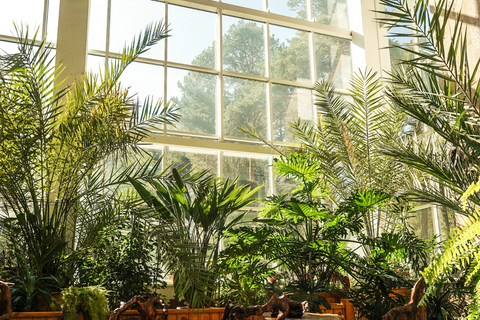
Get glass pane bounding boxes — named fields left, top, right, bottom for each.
left=222, top=153, right=270, bottom=206
left=222, top=0, right=263, bottom=11
left=46, top=0, right=60, bottom=43
left=166, top=147, right=218, bottom=175
left=223, top=16, right=265, bottom=76
left=119, top=61, right=164, bottom=106
left=272, top=85, right=313, bottom=142
left=87, top=55, right=105, bottom=74
left=110, top=0, right=165, bottom=60
left=439, top=206, right=455, bottom=239
left=275, top=172, right=299, bottom=195
left=388, top=26, right=414, bottom=66
left=223, top=76, right=267, bottom=138
left=167, top=68, right=216, bottom=135
left=269, top=0, right=307, bottom=20
left=0, top=0, right=44, bottom=36
left=315, top=34, right=352, bottom=89
left=0, top=41, right=20, bottom=55
left=226, top=210, right=260, bottom=228
left=408, top=207, right=435, bottom=240
left=168, top=5, right=215, bottom=68
left=88, top=0, right=108, bottom=51
left=140, top=145, right=164, bottom=177
left=312, top=0, right=349, bottom=29
left=107, top=146, right=164, bottom=194
left=270, top=25, right=311, bottom=84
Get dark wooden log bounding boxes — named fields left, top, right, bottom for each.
left=223, top=294, right=307, bottom=320
left=228, top=305, right=265, bottom=320
left=222, top=300, right=266, bottom=320
left=0, top=281, right=12, bottom=320
left=221, top=301, right=235, bottom=320
left=167, top=297, right=186, bottom=309
left=109, top=296, right=167, bottom=320
left=264, top=295, right=289, bottom=320
left=382, top=277, right=426, bottom=320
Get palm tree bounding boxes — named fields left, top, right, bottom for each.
left=246, top=70, right=412, bottom=237
left=378, top=0, right=480, bottom=213
left=0, top=23, right=178, bottom=280
left=376, top=0, right=480, bottom=317
left=128, top=168, right=261, bottom=308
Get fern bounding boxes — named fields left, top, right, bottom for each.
left=421, top=179, right=480, bottom=318
left=60, top=286, right=109, bottom=320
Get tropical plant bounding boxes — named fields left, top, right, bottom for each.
left=8, top=267, right=62, bottom=312
left=128, top=168, right=261, bottom=308
left=244, top=70, right=412, bottom=238
left=422, top=274, right=471, bottom=320
left=0, top=23, right=177, bottom=285
left=222, top=152, right=434, bottom=317
left=350, top=225, right=434, bottom=320
left=68, top=216, right=166, bottom=309
left=377, top=0, right=480, bottom=213
left=217, top=256, right=272, bottom=306
left=60, top=286, right=109, bottom=320
left=420, top=178, right=480, bottom=319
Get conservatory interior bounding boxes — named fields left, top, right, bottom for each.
left=1, top=0, right=480, bottom=319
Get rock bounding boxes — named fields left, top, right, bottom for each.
left=301, top=313, right=344, bottom=320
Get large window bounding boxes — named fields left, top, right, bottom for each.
left=86, top=0, right=353, bottom=145
left=1, top=0, right=356, bottom=204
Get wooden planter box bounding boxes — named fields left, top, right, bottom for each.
left=11, top=311, right=62, bottom=320
left=10, top=308, right=226, bottom=320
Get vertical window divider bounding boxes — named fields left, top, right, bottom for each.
left=218, top=150, right=223, bottom=180
left=307, top=0, right=313, bottom=22
left=309, top=31, right=316, bottom=93
left=162, top=145, right=167, bottom=171
left=216, top=8, right=224, bottom=142
left=163, top=1, right=169, bottom=136
left=42, top=0, right=49, bottom=40
left=265, top=21, right=274, bottom=199
left=268, top=156, right=275, bottom=197
left=265, top=22, right=273, bottom=143
left=105, top=0, right=112, bottom=64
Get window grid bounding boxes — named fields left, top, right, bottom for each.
left=93, top=0, right=352, bottom=145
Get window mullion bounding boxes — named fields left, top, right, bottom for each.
left=265, top=22, right=273, bottom=143
left=216, top=7, right=224, bottom=142
left=163, top=1, right=169, bottom=136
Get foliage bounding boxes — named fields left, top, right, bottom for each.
left=374, top=0, right=480, bottom=317
left=420, top=178, right=480, bottom=319
left=0, top=22, right=177, bottom=288
left=224, top=153, right=404, bottom=311
left=377, top=0, right=480, bottom=213
left=244, top=70, right=412, bottom=238
left=129, top=168, right=261, bottom=308
left=350, top=225, right=434, bottom=320
left=60, top=286, right=109, bottom=320
left=8, top=266, right=62, bottom=312
left=217, top=256, right=272, bottom=306
left=423, top=275, right=471, bottom=320
left=67, top=217, right=166, bottom=309
left=220, top=150, right=435, bottom=317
